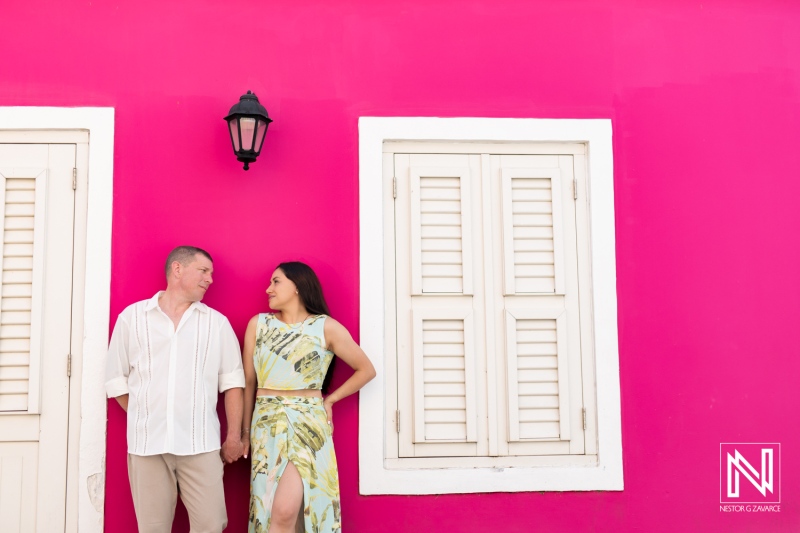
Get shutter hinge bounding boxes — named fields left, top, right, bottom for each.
left=396, top=410, right=400, bottom=433
left=582, top=408, right=587, bottom=430
left=573, top=178, right=578, bottom=200
left=392, top=176, right=397, bottom=199
left=67, top=354, right=72, bottom=377
left=72, top=168, right=77, bottom=190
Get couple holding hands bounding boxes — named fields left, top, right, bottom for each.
left=105, top=246, right=376, bottom=533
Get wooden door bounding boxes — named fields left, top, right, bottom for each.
left=0, top=144, right=77, bottom=532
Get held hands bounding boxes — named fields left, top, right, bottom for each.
left=220, top=435, right=244, bottom=464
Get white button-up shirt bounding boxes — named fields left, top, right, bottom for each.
left=105, top=292, right=245, bottom=456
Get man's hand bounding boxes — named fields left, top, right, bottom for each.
left=221, top=387, right=244, bottom=463
left=220, top=436, right=243, bottom=463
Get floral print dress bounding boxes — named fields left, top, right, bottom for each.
left=249, top=314, right=341, bottom=533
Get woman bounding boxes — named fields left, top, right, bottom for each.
left=242, top=262, right=376, bottom=533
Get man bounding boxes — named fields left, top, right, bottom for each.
left=105, top=246, right=245, bottom=533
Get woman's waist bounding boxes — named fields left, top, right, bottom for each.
left=256, top=387, right=322, bottom=398
left=254, top=394, right=324, bottom=409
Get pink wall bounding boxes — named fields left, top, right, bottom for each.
left=3, top=0, right=800, bottom=531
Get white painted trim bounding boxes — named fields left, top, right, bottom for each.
left=358, top=117, right=621, bottom=494
left=0, top=107, right=114, bottom=531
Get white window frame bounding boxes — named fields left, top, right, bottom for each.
left=358, top=117, right=622, bottom=494
left=0, top=107, right=114, bottom=531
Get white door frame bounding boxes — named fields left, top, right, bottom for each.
left=0, top=107, right=114, bottom=533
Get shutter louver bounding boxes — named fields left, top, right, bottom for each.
left=412, top=309, right=477, bottom=443
left=501, top=168, right=565, bottom=295
left=0, top=178, right=36, bottom=411
left=410, top=167, right=473, bottom=295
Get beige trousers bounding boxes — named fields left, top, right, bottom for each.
left=127, top=450, right=227, bottom=533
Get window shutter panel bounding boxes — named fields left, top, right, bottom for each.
left=495, top=154, right=584, bottom=457
left=396, top=153, right=483, bottom=459
left=410, top=166, right=473, bottom=295
left=505, top=309, right=571, bottom=441
left=0, top=172, right=44, bottom=412
left=500, top=168, right=565, bottom=295
left=412, top=308, right=477, bottom=443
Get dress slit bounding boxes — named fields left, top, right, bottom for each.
left=269, top=458, right=307, bottom=532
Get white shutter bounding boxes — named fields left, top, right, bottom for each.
left=494, top=154, right=585, bottom=457
left=391, top=147, right=591, bottom=465
left=412, top=308, right=477, bottom=443
left=501, top=167, right=565, bottom=295
left=410, top=165, right=473, bottom=294
left=0, top=169, right=46, bottom=412
left=505, top=309, right=570, bottom=441
left=396, top=153, right=484, bottom=459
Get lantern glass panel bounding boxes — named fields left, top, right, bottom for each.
left=254, top=119, right=267, bottom=154
left=228, top=119, right=240, bottom=151
left=240, top=117, right=257, bottom=151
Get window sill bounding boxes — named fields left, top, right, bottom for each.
left=361, top=458, right=622, bottom=495
left=384, top=454, right=598, bottom=470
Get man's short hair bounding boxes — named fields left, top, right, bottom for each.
left=165, top=246, right=213, bottom=279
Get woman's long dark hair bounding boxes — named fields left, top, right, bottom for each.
left=276, top=261, right=335, bottom=393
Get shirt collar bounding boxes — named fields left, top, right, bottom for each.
left=144, top=291, right=209, bottom=313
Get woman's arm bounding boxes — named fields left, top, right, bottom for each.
left=241, top=315, right=259, bottom=458
left=323, top=317, right=377, bottom=426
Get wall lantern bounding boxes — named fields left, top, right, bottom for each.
left=224, top=91, right=273, bottom=170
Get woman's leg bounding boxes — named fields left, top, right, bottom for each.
left=268, top=461, right=304, bottom=533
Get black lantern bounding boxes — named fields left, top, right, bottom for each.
left=224, top=91, right=273, bottom=170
